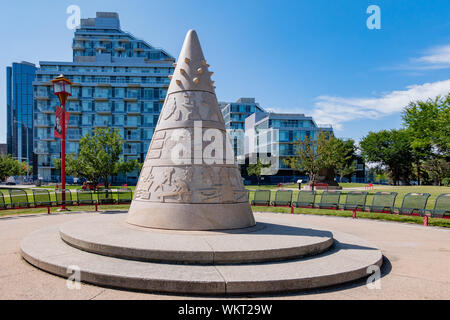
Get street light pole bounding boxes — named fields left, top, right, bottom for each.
left=51, top=75, right=73, bottom=210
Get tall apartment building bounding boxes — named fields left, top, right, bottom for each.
left=220, top=98, right=265, bottom=158
left=33, top=12, right=175, bottom=182
left=6, top=61, right=37, bottom=172
left=220, top=98, right=265, bottom=130
left=245, top=111, right=334, bottom=182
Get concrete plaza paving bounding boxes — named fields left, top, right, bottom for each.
left=0, top=211, right=449, bottom=299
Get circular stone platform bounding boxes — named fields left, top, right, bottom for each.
left=59, top=214, right=334, bottom=264
left=21, top=213, right=382, bottom=295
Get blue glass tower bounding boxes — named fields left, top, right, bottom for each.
left=33, top=12, right=175, bottom=183
left=6, top=61, right=37, bottom=175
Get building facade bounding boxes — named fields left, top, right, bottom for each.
left=244, top=111, right=334, bottom=183
left=32, top=12, right=175, bottom=183
left=220, top=98, right=265, bottom=130
left=220, top=98, right=265, bottom=159
left=6, top=61, right=37, bottom=173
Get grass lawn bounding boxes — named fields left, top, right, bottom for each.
left=0, top=204, right=130, bottom=218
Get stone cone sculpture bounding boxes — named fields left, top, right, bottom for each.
left=127, top=30, right=255, bottom=230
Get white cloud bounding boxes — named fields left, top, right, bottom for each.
left=413, top=44, right=450, bottom=68
left=388, top=44, right=450, bottom=71
left=312, top=79, right=450, bottom=130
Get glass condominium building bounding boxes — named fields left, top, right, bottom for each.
left=220, top=98, right=265, bottom=130
left=33, top=12, right=175, bottom=183
left=6, top=61, right=37, bottom=171
left=245, top=111, right=333, bottom=174
left=220, top=98, right=265, bottom=159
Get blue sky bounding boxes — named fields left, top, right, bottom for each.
left=1, top=0, right=449, bottom=143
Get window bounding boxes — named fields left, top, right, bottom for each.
left=114, top=101, right=125, bottom=112
left=113, top=114, right=124, bottom=125
left=94, top=87, right=110, bottom=98
left=82, top=114, right=92, bottom=125
left=142, top=88, right=154, bottom=99
left=82, top=87, right=93, bottom=97
left=114, top=87, right=125, bottom=98
left=81, top=101, right=92, bottom=112
left=127, top=88, right=139, bottom=99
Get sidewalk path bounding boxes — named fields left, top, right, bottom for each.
left=0, top=211, right=449, bottom=299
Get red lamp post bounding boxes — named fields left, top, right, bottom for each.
left=51, top=75, right=73, bottom=210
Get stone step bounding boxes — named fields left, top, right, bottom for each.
left=21, top=224, right=382, bottom=295
left=59, top=215, right=334, bottom=264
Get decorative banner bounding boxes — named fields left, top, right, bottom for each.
left=54, top=106, right=70, bottom=139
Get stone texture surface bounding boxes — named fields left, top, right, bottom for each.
left=127, top=29, right=255, bottom=230
left=21, top=213, right=382, bottom=295
left=59, top=214, right=334, bottom=263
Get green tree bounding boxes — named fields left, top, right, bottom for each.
left=336, top=162, right=357, bottom=183
left=284, top=132, right=357, bottom=187
left=360, top=129, right=413, bottom=185
left=246, top=158, right=271, bottom=185
left=0, top=155, right=26, bottom=181
left=284, top=132, right=329, bottom=186
left=422, top=158, right=450, bottom=186
left=403, top=93, right=450, bottom=157
left=54, top=128, right=140, bottom=187
left=402, top=94, right=450, bottom=184
left=334, top=138, right=357, bottom=182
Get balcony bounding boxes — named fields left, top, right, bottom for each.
left=67, top=133, right=81, bottom=141
left=114, top=46, right=126, bottom=51
left=66, top=104, right=82, bottom=114
left=35, top=95, right=49, bottom=101
left=68, top=118, right=80, bottom=128
left=126, top=105, right=141, bottom=114
left=96, top=104, right=112, bottom=114
left=34, top=119, right=53, bottom=127
left=125, top=132, right=141, bottom=141
left=72, top=45, right=85, bottom=51
left=35, top=146, right=59, bottom=154
left=123, top=146, right=139, bottom=155
left=36, top=104, right=55, bottom=114
left=38, top=162, right=55, bottom=168
left=39, top=133, right=55, bottom=141
left=94, top=96, right=109, bottom=101
left=94, top=119, right=112, bottom=127
left=124, top=120, right=139, bottom=128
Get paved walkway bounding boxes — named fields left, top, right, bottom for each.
left=0, top=211, right=449, bottom=299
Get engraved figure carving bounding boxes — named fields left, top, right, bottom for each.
left=181, top=92, right=200, bottom=120
left=153, top=168, right=175, bottom=193
left=156, top=167, right=192, bottom=202
left=201, top=92, right=221, bottom=122
left=219, top=167, right=236, bottom=202
left=202, top=166, right=215, bottom=185
left=135, top=166, right=154, bottom=200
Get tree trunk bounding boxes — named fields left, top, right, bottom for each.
left=416, top=159, right=421, bottom=186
